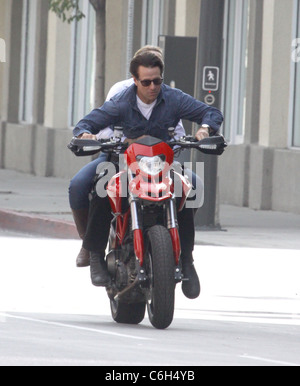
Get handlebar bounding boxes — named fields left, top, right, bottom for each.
left=67, top=137, right=128, bottom=156
left=67, top=134, right=227, bottom=157
left=167, top=135, right=227, bottom=155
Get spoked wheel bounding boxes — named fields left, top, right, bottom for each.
left=110, top=299, right=146, bottom=324
left=145, top=225, right=175, bottom=329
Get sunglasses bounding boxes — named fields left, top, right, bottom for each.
left=138, top=78, right=163, bottom=87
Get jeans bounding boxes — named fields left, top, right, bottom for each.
left=69, top=153, right=108, bottom=210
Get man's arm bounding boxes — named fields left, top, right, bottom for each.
left=177, top=91, right=223, bottom=139
left=73, top=101, right=120, bottom=138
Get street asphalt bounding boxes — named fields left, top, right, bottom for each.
left=0, top=168, right=300, bottom=250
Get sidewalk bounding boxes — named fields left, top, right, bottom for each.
left=0, top=169, right=76, bottom=239
left=1, top=168, right=300, bottom=250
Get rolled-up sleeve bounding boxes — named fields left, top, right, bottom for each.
left=178, top=91, right=223, bottom=133
left=73, top=101, right=120, bottom=137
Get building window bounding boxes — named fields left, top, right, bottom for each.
left=19, top=0, right=37, bottom=124
left=0, top=38, right=6, bottom=63
left=221, top=0, right=249, bottom=144
left=141, top=0, right=164, bottom=46
left=291, top=0, right=300, bottom=147
left=69, top=0, right=95, bottom=127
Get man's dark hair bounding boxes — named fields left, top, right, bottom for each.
left=130, top=52, right=164, bottom=79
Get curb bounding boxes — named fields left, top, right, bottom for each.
left=0, top=209, right=79, bottom=239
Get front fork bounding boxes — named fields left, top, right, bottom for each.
left=128, top=196, right=147, bottom=284
left=166, top=198, right=183, bottom=282
left=166, top=198, right=181, bottom=265
left=130, top=194, right=182, bottom=283
left=128, top=167, right=182, bottom=281
left=130, top=197, right=144, bottom=264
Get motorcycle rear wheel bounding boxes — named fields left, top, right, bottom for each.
left=110, top=299, right=146, bottom=325
left=145, top=225, right=175, bottom=329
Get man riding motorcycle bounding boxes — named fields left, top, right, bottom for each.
left=73, top=51, right=223, bottom=299
left=69, top=46, right=185, bottom=268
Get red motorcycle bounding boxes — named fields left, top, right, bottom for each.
left=68, top=130, right=226, bottom=329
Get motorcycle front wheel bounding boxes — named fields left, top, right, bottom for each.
left=145, top=225, right=175, bottom=329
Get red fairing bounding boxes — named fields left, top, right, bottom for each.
left=107, top=171, right=126, bottom=213
left=125, top=141, right=174, bottom=170
left=128, top=175, right=173, bottom=201
left=125, top=141, right=174, bottom=201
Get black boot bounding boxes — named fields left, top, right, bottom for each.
left=71, top=208, right=90, bottom=267
left=181, top=253, right=200, bottom=299
left=90, top=252, right=111, bottom=287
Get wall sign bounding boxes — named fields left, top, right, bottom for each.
left=202, top=66, right=219, bottom=91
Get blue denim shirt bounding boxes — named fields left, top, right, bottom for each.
left=73, top=84, right=223, bottom=140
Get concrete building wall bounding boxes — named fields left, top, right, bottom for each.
left=218, top=144, right=250, bottom=207
left=218, top=0, right=300, bottom=215
left=105, top=0, right=129, bottom=91
left=272, top=149, right=300, bottom=213
left=259, top=0, right=293, bottom=148
left=0, top=0, right=11, bottom=123
left=44, top=12, right=72, bottom=129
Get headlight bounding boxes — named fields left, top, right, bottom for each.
left=138, top=155, right=165, bottom=175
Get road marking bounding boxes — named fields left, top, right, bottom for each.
left=0, top=312, right=153, bottom=341
left=240, top=354, right=299, bottom=366
left=175, top=308, right=300, bottom=326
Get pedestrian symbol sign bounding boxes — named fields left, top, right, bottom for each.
left=202, top=66, right=219, bottom=91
